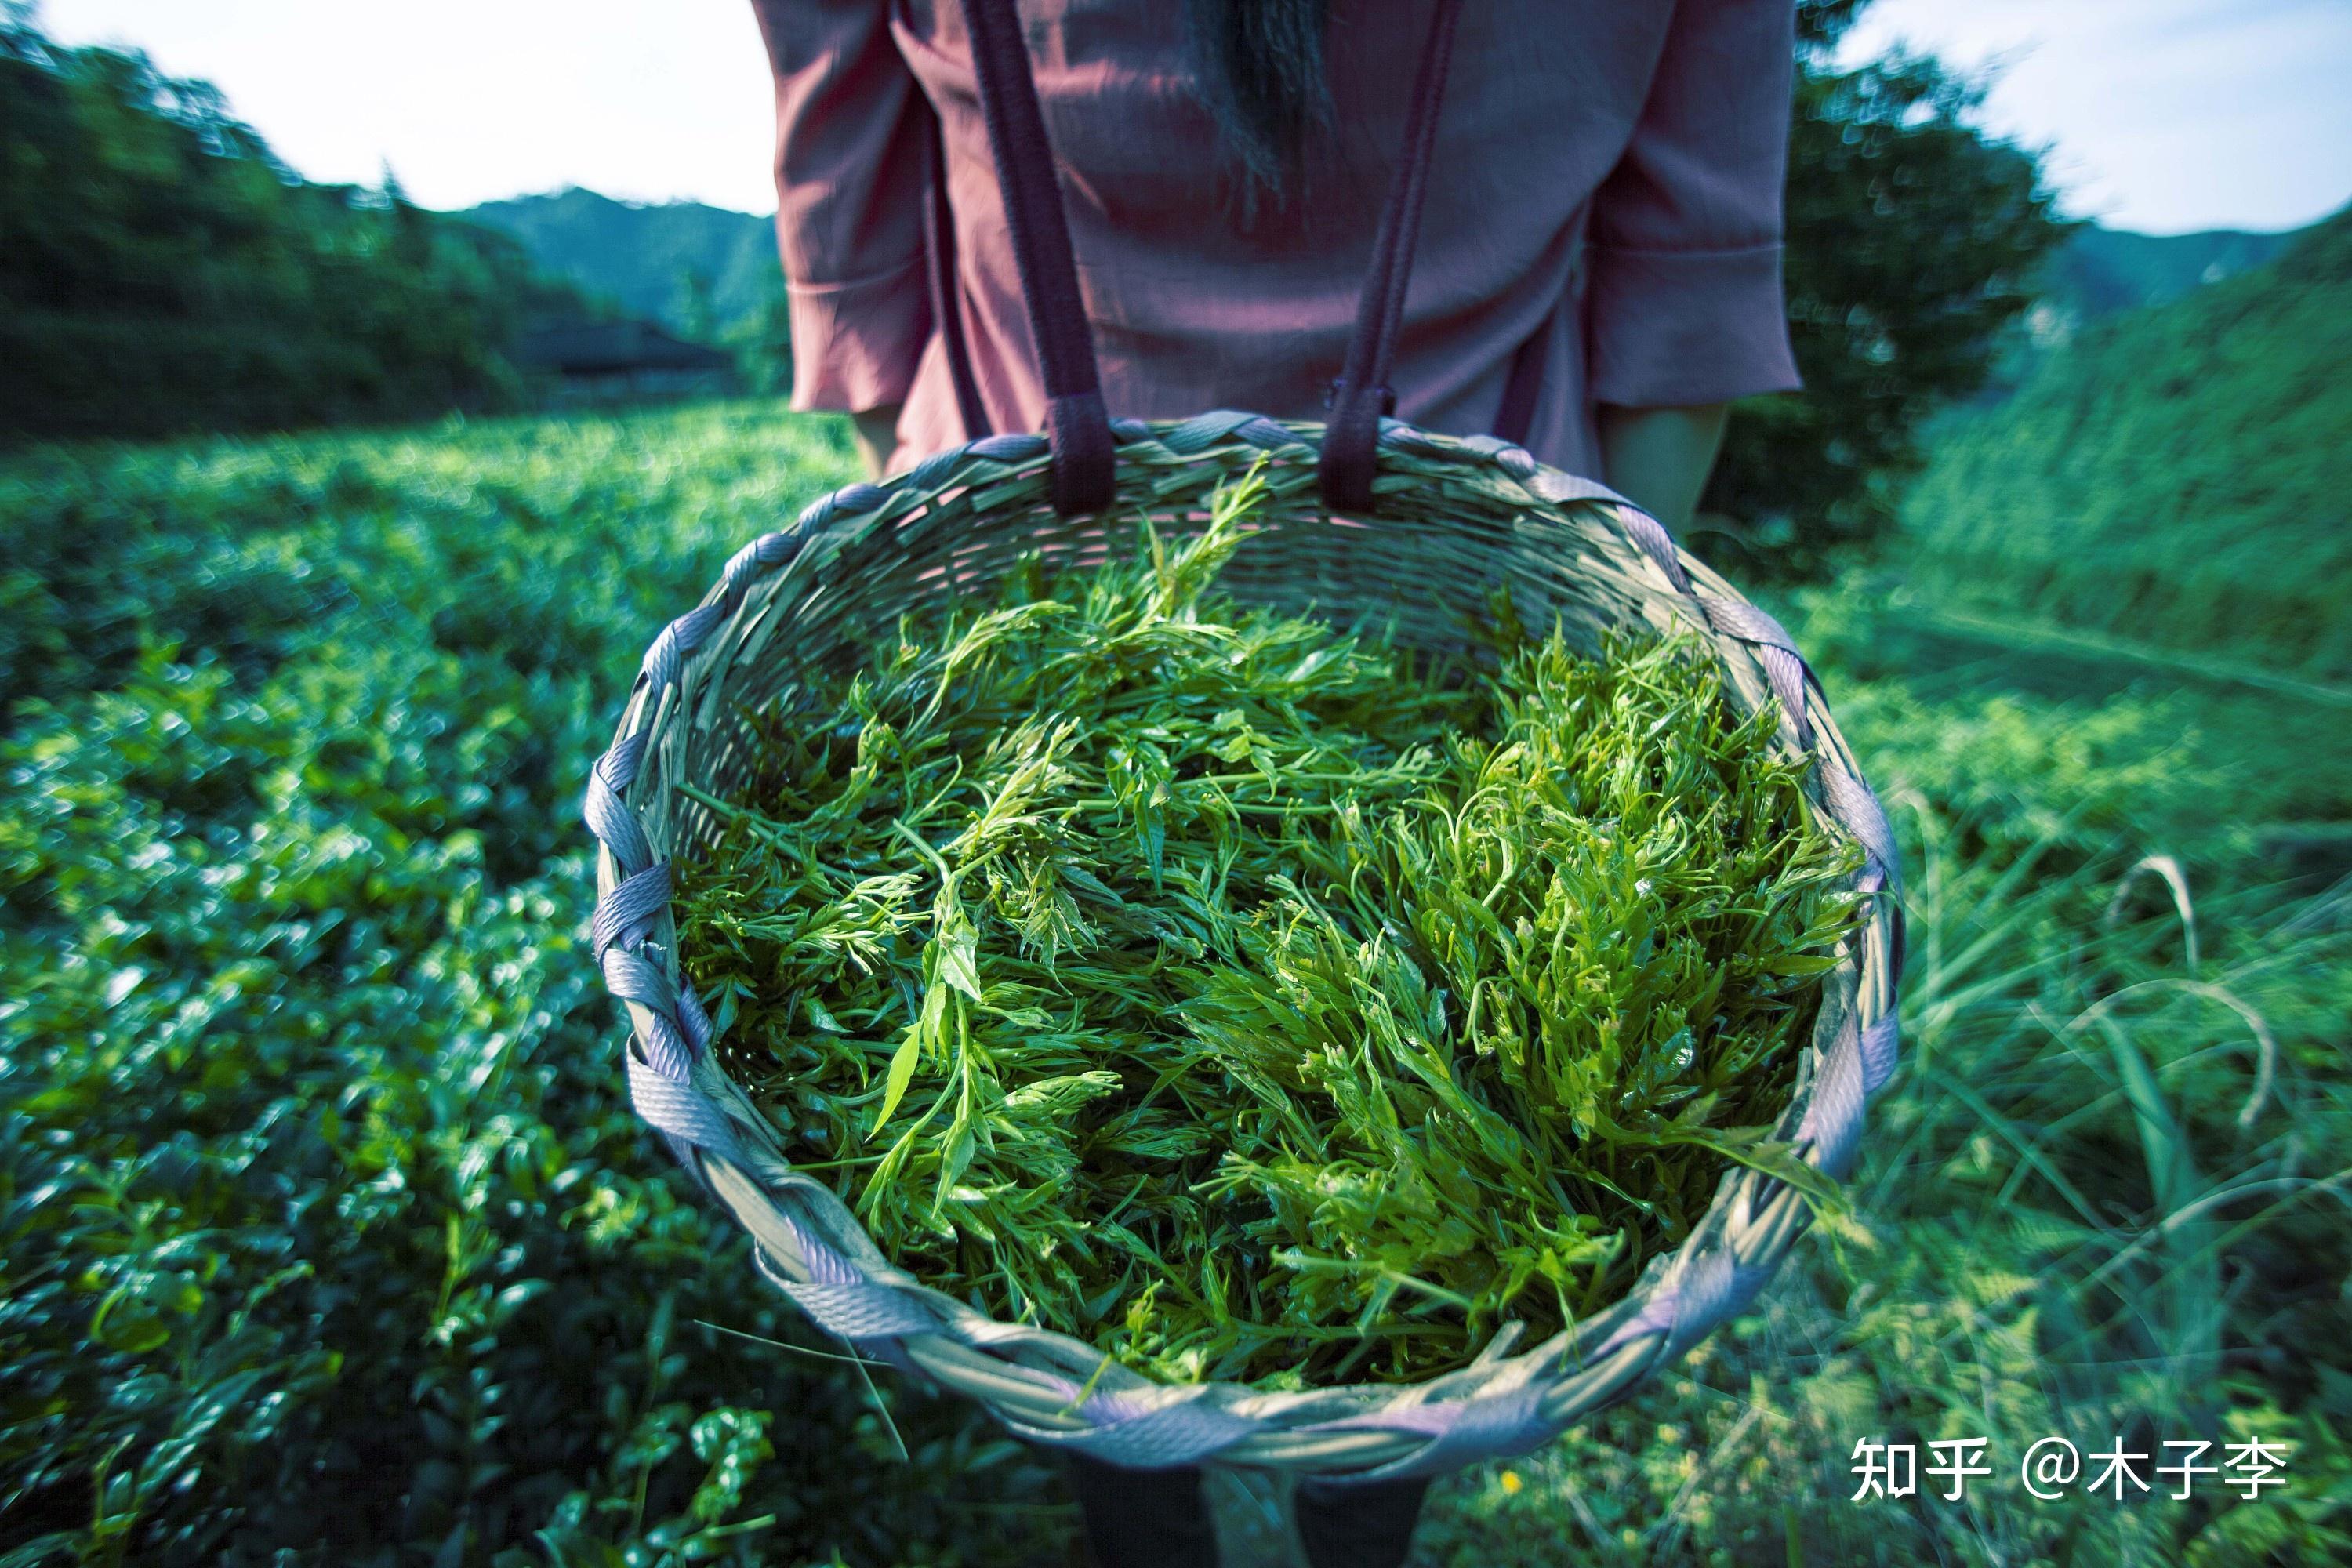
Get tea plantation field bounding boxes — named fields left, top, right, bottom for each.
left=5, top=401, right=2347, bottom=1566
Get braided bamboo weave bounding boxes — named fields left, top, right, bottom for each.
left=586, top=411, right=1904, bottom=1480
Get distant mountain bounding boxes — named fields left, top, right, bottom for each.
left=1902, top=207, right=2352, bottom=679
left=459, top=188, right=778, bottom=336
left=2060, top=225, right=2301, bottom=314
left=2021, top=223, right=2308, bottom=352
left=461, top=184, right=2310, bottom=361
left=1966, top=220, right=2312, bottom=398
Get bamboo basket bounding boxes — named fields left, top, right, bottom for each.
left=584, top=409, right=1905, bottom=1479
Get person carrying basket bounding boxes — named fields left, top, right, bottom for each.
left=750, top=0, right=1800, bottom=532
left=708, top=2, right=1826, bottom=1563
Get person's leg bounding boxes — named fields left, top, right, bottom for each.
left=1293, top=1474, right=1430, bottom=1568
left=1062, top=1451, right=1219, bottom=1568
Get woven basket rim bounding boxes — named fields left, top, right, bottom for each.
left=584, top=411, right=1904, bottom=1478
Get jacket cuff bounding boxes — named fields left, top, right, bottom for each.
left=786, top=253, right=927, bottom=412
left=1586, top=241, right=1802, bottom=408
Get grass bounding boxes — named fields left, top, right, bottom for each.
left=2, top=397, right=2347, bottom=1565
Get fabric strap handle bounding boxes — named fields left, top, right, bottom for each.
left=1319, top=0, right=1467, bottom=514
left=956, top=0, right=1490, bottom=516
left=964, top=0, right=1114, bottom=514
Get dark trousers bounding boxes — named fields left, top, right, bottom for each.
left=1063, top=1453, right=1428, bottom=1568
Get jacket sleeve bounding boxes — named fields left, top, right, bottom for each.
left=750, top=0, right=931, bottom=412
left=1584, top=0, right=1803, bottom=408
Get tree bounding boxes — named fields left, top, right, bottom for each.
left=0, top=11, right=580, bottom=439
left=1698, top=0, right=2074, bottom=577
left=724, top=267, right=794, bottom=396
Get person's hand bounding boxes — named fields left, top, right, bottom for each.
left=851, top=402, right=904, bottom=478
left=1596, top=401, right=1730, bottom=532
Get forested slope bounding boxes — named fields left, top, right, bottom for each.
left=1902, top=208, right=2352, bottom=678
left=0, top=19, right=584, bottom=440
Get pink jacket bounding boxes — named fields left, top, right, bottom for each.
left=751, top=0, right=1802, bottom=478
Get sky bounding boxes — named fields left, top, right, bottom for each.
left=31, top=0, right=783, bottom=215
left=30, top=0, right=2352, bottom=235
left=1839, top=0, right=2352, bottom=234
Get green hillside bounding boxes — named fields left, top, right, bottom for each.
left=462, top=187, right=779, bottom=335
left=1901, top=206, right=2352, bottom=679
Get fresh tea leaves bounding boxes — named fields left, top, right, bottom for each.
left=676, top=478, right=1862, bottom=1387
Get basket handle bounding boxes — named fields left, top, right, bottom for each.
left=1318, top=0, right=1467, bottom=515
left=960, top=0, right=1474, bottom=517
left=964, top=0, right=1116, bottom=514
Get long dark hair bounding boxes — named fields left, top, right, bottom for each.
left=1182, top=0, right=1334, bottom=199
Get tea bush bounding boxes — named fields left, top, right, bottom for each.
left=1, top=406, right=1073, bottom=1566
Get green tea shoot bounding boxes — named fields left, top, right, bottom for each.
left=676, top=474, right=1862, bottom=1387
